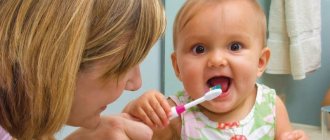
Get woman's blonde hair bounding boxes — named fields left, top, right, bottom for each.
left=173, top=0, right=266, bottom=50
left=0, top=0, right=165, bottom=139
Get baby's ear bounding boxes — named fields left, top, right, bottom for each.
left=171, top=52, right=182, bottom=81
left=257, top=47, right=270, bottom=77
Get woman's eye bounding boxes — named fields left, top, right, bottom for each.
left=229, top=42, right=242, bottom=51
left=192, top=45, right=205, bottom=54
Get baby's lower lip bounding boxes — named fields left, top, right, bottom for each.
left=214, top=90, right=230, bottom=100
left=220, top=91, right=229, bottom=97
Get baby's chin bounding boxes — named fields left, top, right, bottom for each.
left=200, top=102, right=231, bottom=114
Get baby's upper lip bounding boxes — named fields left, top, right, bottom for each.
left=205, top=74, right=231, bottom=83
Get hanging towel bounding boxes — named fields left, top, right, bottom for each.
left=266, top=0, right=321, bottom=80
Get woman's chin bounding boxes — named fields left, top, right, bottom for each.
left=82, top=117, right=101, bottom=129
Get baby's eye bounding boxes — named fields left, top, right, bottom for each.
left=192, top=44, right=205, bottom=54
left=229, top=42, right=242, bottom=51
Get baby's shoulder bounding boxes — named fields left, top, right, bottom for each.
left=257, top=83, right=276, bottom=99
left=255, top=83, right=276, bottom=109
left=257, top=83, right=276, bottom=94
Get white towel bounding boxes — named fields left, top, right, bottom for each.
left=266, top=0, right=321, bottom=80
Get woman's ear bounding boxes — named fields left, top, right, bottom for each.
left=171, top=52, right=182, bottom=81
left=257, top=47, right=271, bottom=77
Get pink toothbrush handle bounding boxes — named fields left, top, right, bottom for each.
left=175, top=105, right=186, bottom=115
left=169, top=105, right=186, bottom=120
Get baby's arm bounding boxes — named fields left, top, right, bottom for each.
left=275, top=96, right=308, bottom=140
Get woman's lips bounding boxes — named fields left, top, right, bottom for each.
left=100, top=106, right=107, bottom=111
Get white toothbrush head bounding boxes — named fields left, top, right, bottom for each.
left=204, top=85, right=222, bottom=100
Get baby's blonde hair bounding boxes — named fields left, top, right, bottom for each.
left=173, top=0, right=266, bottom=50
left=0, top=0, right=165, bottom=139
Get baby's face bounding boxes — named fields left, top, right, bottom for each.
left=172, top=1, right=269, bottom=114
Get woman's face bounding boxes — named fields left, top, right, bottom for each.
left=67, top=59, right=142, bottom=129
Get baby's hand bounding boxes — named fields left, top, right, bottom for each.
left=123, top=90, right=171, bottom=129
left=279, top=130, right=308, bottom=140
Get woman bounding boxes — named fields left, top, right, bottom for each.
left=0, top=0, right=165, bottom=139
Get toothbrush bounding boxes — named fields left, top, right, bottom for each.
left=169, top=85, right=222, bottom=120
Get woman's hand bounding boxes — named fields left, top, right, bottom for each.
left=65, top=113, right=152, bottom=140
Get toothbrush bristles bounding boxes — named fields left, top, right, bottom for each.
left=211, top=85, right=221, bottom=90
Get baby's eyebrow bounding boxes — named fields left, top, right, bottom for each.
left=225, top=32, right=252, bottom=41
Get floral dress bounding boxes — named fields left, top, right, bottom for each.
left=169, top=83, right=276, bottom=140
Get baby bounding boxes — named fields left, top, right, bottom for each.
left=124, top=0, right=307, bottom=139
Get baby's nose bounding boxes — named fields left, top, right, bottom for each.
left=207, top=51, right=228, bottom=68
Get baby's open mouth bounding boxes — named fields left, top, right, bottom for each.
left=207, top=76, right=231, bottom=92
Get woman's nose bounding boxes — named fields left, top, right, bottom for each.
left=125, top=65, right=142, bottom=91
left=207, top=51, right=228, bottom=68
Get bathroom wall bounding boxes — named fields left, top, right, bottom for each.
left=163, top=1, right=185, bottom=96
left=163, top=0, right=330, bottom=126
